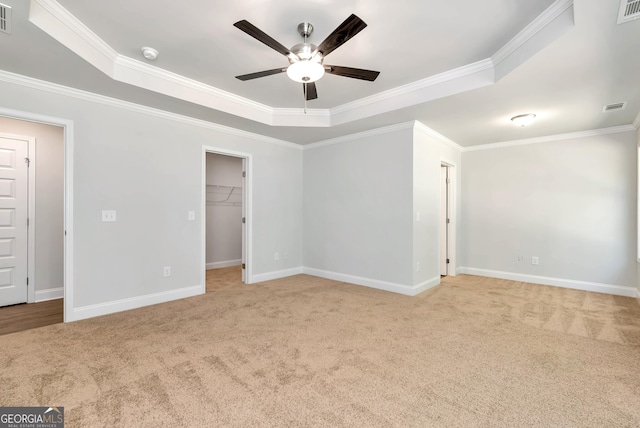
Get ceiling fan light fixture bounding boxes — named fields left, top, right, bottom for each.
left=287, top=60, right=325, bottom=83
left=511, top=113, right=536, bottom=126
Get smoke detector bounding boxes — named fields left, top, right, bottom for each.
left=618, top=0, right=640, bottom=24
left=0, top=3, right=11, bottom=34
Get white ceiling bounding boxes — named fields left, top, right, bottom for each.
left=1, top=0, right=639, bottom=146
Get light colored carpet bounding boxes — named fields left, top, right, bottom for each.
left=1, top=273, right=639, bottom=427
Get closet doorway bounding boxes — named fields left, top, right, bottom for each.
left=204, top=149, right=249, bottom=293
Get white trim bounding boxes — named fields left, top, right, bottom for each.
left=0, top=70, right=302, bottom=151
left=27, top=137, right=36, bottom=303
left=28, top=0, right=573, bottom=130
left=206, top=259, right=242, bottom=270
left=633, top=111, right=640, bottom=129
left=329, top=60, right=495, bottom=126
left=251, top=267, right=303, bottom=283
left=463, top=125, right=637, bottom=152
left=303, top=267, right=439, bottom=296
left=35, top=287, right=63, bottom=302
left=0, top=107, right=73, bottom=323
left=71, top=285, right=201, bottom=322
left=202, top=146, right=252, bottom=290
left=303, top=121, right=415, bottom=150
left=414, top=121, right=464, bottom=152
left=458, top=267, right=638, bottom=297
left=439, top=159, right=458, bottom=277
left=492, top=0, right=574, bottom=67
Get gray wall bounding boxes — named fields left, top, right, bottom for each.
left=304, top=126, right=415, bottom=286
left=0, top=78, right=303, bottom=315
left=0, top=117, right=64, bottom=295
left=461, top=131, right=638, bottom=289
left=413, top=126, right=462, bottom=286
left=206, top=153, right=242, bottom=267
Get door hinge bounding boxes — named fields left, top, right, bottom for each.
left=26, top=277, right=29, bottom=285
left=242, top=263, right=246, bottom=269
left=447, top=218, right=450, bottom=224
left=242, top=171, right=246, bottom=178
left=446, top=259, right=450, bottom=264
left=24, top=157, right=30, bottom=166
left=446, top=178, right=450, bottom=184
left=242, top=217, right=246, bottom=224
left=27, top=217, right=29, bottom=226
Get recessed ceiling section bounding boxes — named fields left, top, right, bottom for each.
left=28, top=0, right=573, bottom=128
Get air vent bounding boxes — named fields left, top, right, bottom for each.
left=603, top=102, right=627, bottom=112
left=0, top=3, right=11, bottom=34
left=618, top=0, right=640, bottom=24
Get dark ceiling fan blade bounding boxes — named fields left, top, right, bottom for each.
left=234, top=20, right=291, bottom=56
left=316, top=14, right=367, bottom=57
left=304, top=82, right=318, bottom=100
left=235, top=68, right=286, bottom=81
left=325, top=65, right=380, bottom=81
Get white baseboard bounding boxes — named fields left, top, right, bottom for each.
left=70, top=285, right=202, bottom=322
left=206, top=259, right=242, bottom=270
left=303, top=267, right=440, bottom=296
left=458, top=267, right=638, bottom=298
left=35, top=287, right=64, bottom=302
left=250, top=267, right=303, bottom=283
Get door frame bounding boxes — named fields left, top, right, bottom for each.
left=0, top=107, right=73, bottom=322
left=201, top=145, right=252, bottom=289
left=440, top=159, right=457, bottom=276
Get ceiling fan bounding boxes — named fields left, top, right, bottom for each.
left=233, top=14, right=380, bottom=102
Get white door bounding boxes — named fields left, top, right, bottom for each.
left=440, top=165, right=449, bottom=276
left=241, top=159, right=246, bottom=283
left=0, top=136, right=29, bottom=306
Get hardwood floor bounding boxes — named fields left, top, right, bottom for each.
left=0, top=299, right=63, bottom=336
left=0, top=266, right=242, bottom=336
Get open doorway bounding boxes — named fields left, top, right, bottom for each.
left=0, top=116, right=65, bottom=335
left=203, top=148, right=250, bottom=293
left=440, top=164, right=450, bottom=277
left=440, top=161, right=456, bottom=278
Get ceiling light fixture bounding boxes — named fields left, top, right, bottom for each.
left=287, top=60, right=325, bottom=83
left=511, top=113, right=536, bottom=126
left=141, top=47, right=158, bottom=61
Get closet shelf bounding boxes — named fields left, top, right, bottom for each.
left=206, top=184, right=242, bottom=206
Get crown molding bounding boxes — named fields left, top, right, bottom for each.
left=29, top=0, right=573, bottom=130
left=493, top=0, right=574, bottom=67
left=633, top=110, right=640, bottom=129
left=303, top=122, right=416, bottom=150
left=463, top=125, right=637, bottom=152
left=414, top=121, right=464, bottom=152
left=0, top=69, right=301, bottom=150
left=328, top=60, right=495, bottom=126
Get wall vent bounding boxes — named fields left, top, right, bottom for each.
left=618, top=0, right=640, bottom=24
left=602, top=102, right=627, bottom=112
left=0, top=3, right=11, bottom=34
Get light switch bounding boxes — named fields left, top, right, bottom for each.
left=102, top=210, right=117, bottom=222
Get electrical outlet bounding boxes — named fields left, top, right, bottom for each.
left=163, top=266, right=171, bottom=277
left=416, top=261, right=421, bottom=272
left=188, top=211, right=195, bottom=221
left=517, top=255, right=523, bottom=263
left=283, top=251, right=289, bottom=260
left=102, top=210, right=117, bottom=222
left=274, top=252, right=280, bottom=261
left=532, top=256, right=539, bottom=265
